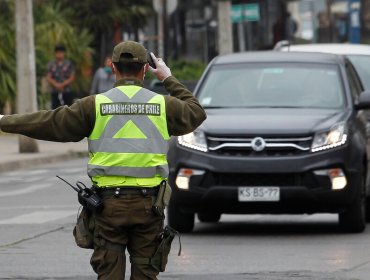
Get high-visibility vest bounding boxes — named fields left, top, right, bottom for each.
left=87, top=85, right=170, bottom=187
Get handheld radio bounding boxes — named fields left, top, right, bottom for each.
left=147, top=51, right=157, bottom=69
left=56, top=176, right=103, bottom=213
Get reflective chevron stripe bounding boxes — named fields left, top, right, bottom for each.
left=87, top=86, right=169, bottom=186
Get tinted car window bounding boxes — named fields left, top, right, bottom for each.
left=347, top=55, right=370, bottom=90
left=346, top=62, right=362, bottom=99
left=198, top=63, right=345, bottom=109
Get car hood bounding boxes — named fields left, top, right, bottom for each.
left=200, top=108, right=350, bottom=136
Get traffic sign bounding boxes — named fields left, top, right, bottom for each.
left=231, top=3, right=260, bottom=23
left=243, top=4, right=260, bottom=22
left=231, top=5, right=243, bottom=23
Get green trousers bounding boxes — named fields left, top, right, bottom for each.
left=90, top=193, right=164, bottom=280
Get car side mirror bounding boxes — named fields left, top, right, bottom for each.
left=355, top=90, right=370, bottom=110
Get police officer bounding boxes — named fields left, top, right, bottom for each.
left=0, top=41, right=206, bottom=279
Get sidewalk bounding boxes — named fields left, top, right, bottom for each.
left=0, top=134, right=88, bottom=173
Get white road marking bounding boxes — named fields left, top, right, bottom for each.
left=22, top=169, right=49, bottom=175
left=61, top=167, right=87, bottom=174
left=0, top=183, right=52, bottom=197
left=0, top=177, right=24, bottom=184
left=0, top=205, right=78, bottom=210
left=0, top=210, right=76, bottom=224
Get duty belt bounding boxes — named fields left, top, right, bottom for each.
left=96, top=186, right=159, bottom=198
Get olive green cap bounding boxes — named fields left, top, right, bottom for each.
left=112, top=41, right=147, bottom=64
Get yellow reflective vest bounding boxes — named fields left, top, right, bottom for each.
left=88, top=85, right=170, bottom=187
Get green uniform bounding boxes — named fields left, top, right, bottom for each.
left=0, top=76, right=206, bottom=280
left=0, top=77, right=205, bottom=141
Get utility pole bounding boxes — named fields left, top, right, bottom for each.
left=217, top=0, right=233, bottom=55
left=162, top=0, right=168, bottom=61
left=326, top=0, right=334, bottom=42
left=157, top=0, right=165, bottom=58
left=15, top=0, right=39, bottom=153
left=153, top=0, right=178, bottom=60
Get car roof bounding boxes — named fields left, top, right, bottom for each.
left=213, top=51, right=345, bottom=65
left=280, top=43, right=370, bottom=55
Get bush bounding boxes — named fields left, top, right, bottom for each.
left=145, top=59, right=206, bottom=84
left=144, top=59, right=205, bottom=95
left=168, top=59, right=206, bottom=81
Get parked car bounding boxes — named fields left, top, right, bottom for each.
left=167, top=51, right=370, bottom=233
left=274, top=41, right=370, bottom=90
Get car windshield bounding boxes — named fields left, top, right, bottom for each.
left=347, top=55, right=370, bottom=90
left=198, top=63, right=345, bottom=109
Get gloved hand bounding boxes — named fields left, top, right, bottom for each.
left=0, top=115, right=3, bottom=120
left=148, top=53, right=172, bottom=82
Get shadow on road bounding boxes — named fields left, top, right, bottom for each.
left=189, top=214, right=352, bottom=236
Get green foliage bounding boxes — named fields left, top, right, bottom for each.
left=144, top=59, right=206, bottom=84
left=0, top=1, right=16, bottom=110
left=59, top=0, right=153, bottom=32
left=0, top=1, right=94, bottom=112
left=34, top=2, right=93, bottom=102
left=168, top=60, right=206, bottom=81
left=144, top=59, right=206, bottom=96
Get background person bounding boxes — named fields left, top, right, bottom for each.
left=0, top=40, right=206, bottom=280
left=90, top=56, right=115, bottom=95
left=46, top=44, right=75, bottom=109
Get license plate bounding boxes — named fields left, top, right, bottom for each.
left=238, top=187, right=280, bottom=202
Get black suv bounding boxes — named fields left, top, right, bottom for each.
left=167, top=51, right=370, bottom=233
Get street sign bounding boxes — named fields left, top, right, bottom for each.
left=349, top=0, right=361, bottom=43
left=243, top=4, right=260, bottom=22
left=231, top=3, right=260, bottom=23
left=231, top=4, right=243, bottom=23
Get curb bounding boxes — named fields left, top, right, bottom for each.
left=0, top=151, right=88, bottom=174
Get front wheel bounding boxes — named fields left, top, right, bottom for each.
left=168, top=201, right=195, bottom=233
left=197, top=212, right=221, bottom=223
left=339, top=188, right=366, bottom=233
left=366, top=197, right=370, bottom=223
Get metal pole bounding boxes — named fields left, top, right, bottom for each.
left=238, top=22, right=246, bottom=52
left=15, top=0, right=39, bottom=153
left=163, top=0, right=168, bottom=61
left=326, top=0, right=334, bottom=42
left=158, top=0, right=165, bottom=58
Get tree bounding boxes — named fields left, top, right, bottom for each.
left=0, top=1, right=16, bottom=112
left=33, top=2, right=93, bottom=102
left=0, top=1, right=94, bottom=112
left=15, top=0, right=39, bottom=153
left=57, top=0, right=153, bottom=66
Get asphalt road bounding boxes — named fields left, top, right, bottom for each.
left=0, top=158, right=370, bottom=280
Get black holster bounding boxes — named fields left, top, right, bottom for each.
left=152, top=181, right=172, bottom=217
left=130, top=225, right=181, bottom=272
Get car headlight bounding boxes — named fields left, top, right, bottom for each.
left=178, top=130, right=208, bottom=152
left=311, top=123, right=347, bottom=152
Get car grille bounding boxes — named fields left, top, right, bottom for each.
left=213, top=173, right=300, bottom=186
left=201, top=172, right=322, bottom=189
left=207, top=135, right=312, bottom=156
